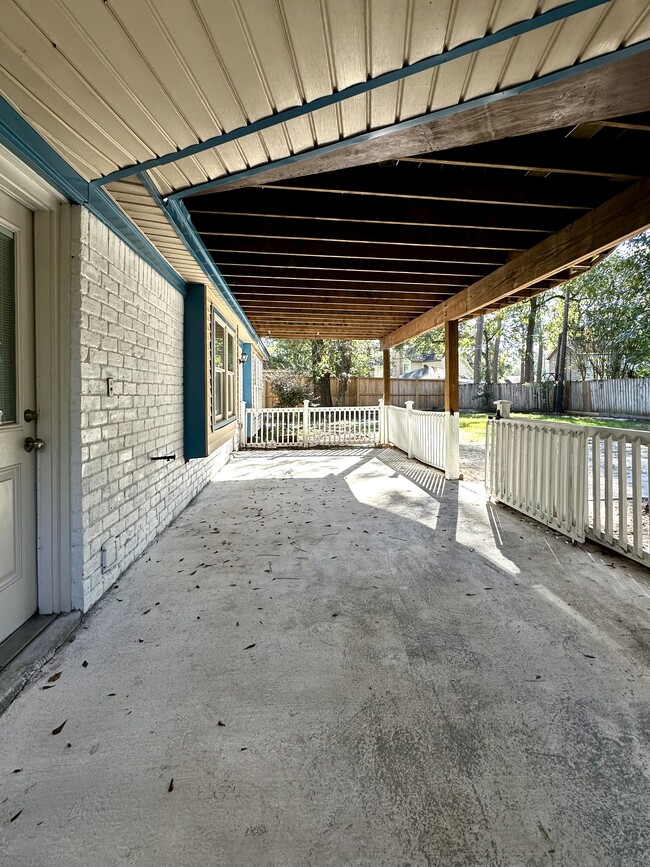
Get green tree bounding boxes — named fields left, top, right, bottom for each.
left=264, top=338, right=378, bottom=406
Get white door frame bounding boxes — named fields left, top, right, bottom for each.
left=0, top=144, right=72, bottom=614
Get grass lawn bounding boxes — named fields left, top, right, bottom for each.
left=459, top=412, right=650, bottom=444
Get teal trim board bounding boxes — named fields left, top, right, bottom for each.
left=183, top=283, right=209, bottom=460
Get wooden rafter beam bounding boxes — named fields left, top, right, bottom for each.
left=212, top=252, right=491, bottom=278
left=190, top=192, right=568, bottom=233
left=195, top=219, right=535, bottom=251
left=206, top=238, right=507, bottom=266
left=380, top=176, right=650, bottom=349
left=226, top=273, right=471, bottom=290
left=262, top=165, right=614, bottom=210
left=399, top=135, right=647, bottom=180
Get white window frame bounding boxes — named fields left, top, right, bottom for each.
left=211, top=306, right=236, bottom=430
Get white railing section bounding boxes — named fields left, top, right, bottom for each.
left=486, top=418, right=587, bottom=541
left=383, top=400, right=457, bottom=477
left=411, top=409, right=447, bottom=470
left=384, top=405, right=410, bottom=455
left=307, top=406, right=379, bottom=446
left=245, top=401, right=379, bottom=448
left=585, top=427, right=649, bottom=563
left=246, top=407, right=304, bottom=447
left=245, top=400, right=459, bottom=478
left=486, top=418, right=649, bottom=563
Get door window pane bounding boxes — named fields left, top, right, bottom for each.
left=0, top=227, right=16, bottom=426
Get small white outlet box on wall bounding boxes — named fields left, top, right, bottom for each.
left=101, top=539, right=118, bottom=572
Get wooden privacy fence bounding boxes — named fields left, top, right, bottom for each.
left=266, top=374, right=650, bottom=418
left=462, top=378, right=650, bottom=416
left=264, top=374, right=445, bottom=409
left=486, top=417, right=650, bottom=565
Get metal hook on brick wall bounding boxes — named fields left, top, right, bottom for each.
left=150, top=454, right=176, bottom=462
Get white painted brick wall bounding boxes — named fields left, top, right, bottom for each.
left=69, top=208, right=233, bottom=611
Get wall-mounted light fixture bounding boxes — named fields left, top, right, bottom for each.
left=239, top=351, right=249, bottom=364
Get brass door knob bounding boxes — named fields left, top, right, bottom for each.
left=24, top=437, right=45, bottom=452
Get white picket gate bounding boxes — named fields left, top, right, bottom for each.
left=385, top=404, right=447, bottom=472
left=486, top=418, right=650, bottom=564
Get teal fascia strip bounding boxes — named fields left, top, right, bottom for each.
left=93, top=0, right=612, bottom=188
left=170, top=39, right=650, bottom=200
left=138, top=171, right=268, bottom=359
left=0, top=93, right=186, bottom=295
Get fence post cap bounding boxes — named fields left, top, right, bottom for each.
left=405, top=400, right=414, bottom=410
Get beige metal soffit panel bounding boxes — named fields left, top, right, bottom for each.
left=1, top=0, right=642, bottom=191
left=105, top=177, right=206, bottom=284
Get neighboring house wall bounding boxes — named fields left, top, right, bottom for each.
left=69, top=208, right=233, bottom=611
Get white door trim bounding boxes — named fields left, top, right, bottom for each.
left=0, top=144, right=73, bottom=614
left=35, top=207, right=73, bottom=613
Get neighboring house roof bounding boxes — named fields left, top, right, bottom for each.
left=402, top=363, right=472, bottom=382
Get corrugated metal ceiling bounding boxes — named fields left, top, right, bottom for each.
left=1, top=0, right=649, bottom=343
left=1, top=0, right=648, bottom=195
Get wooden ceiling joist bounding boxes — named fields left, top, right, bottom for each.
left=195, top=219, right=536, bottom=251
left=191, top=192, right=568, bottom=234
left=260, top=166, right=611, bottom=210
left=380, top=176, right=650, bottom=349
left=207, top=239, right=507, bottom=266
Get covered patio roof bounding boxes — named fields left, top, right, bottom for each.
left=185, top=119, right=650, bottom=340
left=1, top=0, right=650, bottom=344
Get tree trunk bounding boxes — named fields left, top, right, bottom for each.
left=554, top=282, right=571, bottom=413
left=311, top=339, right=333, bottom=406
left=473, top=316, right=484, bottom=384
left=536, top=336, right=544, bottom=383
left=522, top=297, right=538, bottom=383
left=492, top=333, right=501, bottom=384
left=335, top=341, right=353, bottom=406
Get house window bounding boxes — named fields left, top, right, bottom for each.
left=211, top=307, right=235, bottom=429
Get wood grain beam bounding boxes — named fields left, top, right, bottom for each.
left=380, top=176, right=650, bottom=349
left=199, top=50, right=650, bottom=193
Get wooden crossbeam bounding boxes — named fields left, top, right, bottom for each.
left=380, top=176, right=650, bottom=349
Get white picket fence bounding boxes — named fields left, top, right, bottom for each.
left=486, top=418, right=650, bottom=564
left=385, top=404, right=447, bottom=472
left=245, top=402, right=379, bottom=448
left=244, top=399, right=460, bottom=478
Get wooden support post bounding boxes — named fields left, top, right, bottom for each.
left=445, top=320, right=460, bottom=480
left=445, top=321, right=459, bottom=413
left=383, top=349, right=391, bottom=405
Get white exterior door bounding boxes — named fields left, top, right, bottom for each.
left=0, top=189, right=37, bottom=644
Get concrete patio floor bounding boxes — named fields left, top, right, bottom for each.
left=1, top=447, right=650, bottom=867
